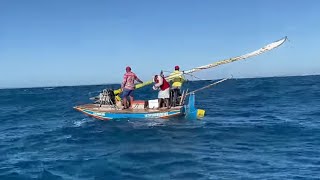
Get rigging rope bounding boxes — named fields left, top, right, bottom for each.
left=186, top=76, right=232, bottom=95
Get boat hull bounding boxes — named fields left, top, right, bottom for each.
left=74, top=104, right=184, bottom=120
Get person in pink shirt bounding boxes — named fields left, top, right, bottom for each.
left=121, top=66, right=143, bottom=109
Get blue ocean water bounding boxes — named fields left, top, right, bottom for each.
left=1, top=75, right=320, bottom=179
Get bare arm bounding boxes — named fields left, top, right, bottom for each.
left=135, top=76, right=143, bottom=84
left=154, top=76, right=163, bottom=88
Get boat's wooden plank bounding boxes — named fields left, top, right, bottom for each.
left=75, top=104, right=182, bottom=114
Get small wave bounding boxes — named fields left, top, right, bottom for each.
left=72, top=117, right=97, bottom=127
left=145, top=119, right=169, bottom=127
left=43, top=87, right=54, bottom=90
left=72, top=118, right=94, bottom=127
left=88, top=90, right=101, bottom=96
left=127, top=118, right=173, bottom=128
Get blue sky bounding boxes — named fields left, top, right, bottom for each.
left=1, top=0, right=319, bottom=88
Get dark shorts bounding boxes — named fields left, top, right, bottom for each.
left=122, top=88, right=134, bottom=98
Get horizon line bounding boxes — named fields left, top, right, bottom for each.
left=1, top=74, right=319, bottom=90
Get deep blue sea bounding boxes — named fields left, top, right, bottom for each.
left=1, top=75, right=320, bottom=179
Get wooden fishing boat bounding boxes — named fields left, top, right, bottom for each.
left=74, top=93, right=204, bottom=120
left=74, top=105, right=184, bottom=120
left=74, top=37, right=287, bottom=120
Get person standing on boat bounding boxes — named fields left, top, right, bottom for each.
left=121, top=66, right=143, bottom=109
left=169, top=65, right=185, bottom=106
left=153, top=72, right=171, bottom=109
